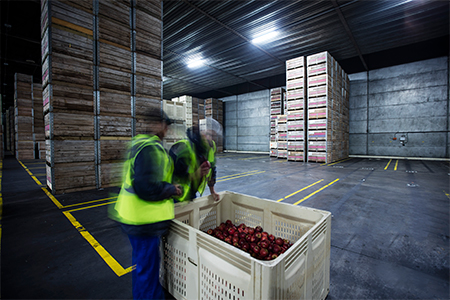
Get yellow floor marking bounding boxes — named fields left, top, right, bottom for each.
left=238, top=156, right=265, bottom=160
left=394, top=160, right=399, bottom=171
left=444, top=190, right=450, bottom=200
left=18, top=161, right=33, bottom=176
left=34, top=173, right=47, bottom=176
left=63, top=211, right=131, bottom=277
left=384, top=159, right=392, bottom=170
left=327, top=158, right=352, bottom=166
left=217, top=170, right=259, bottom=179
left=65, top=201, right=117, bottom=213
left=277, top=179, right=324, bottom=202
left=217, top=171, right=265, bottom=182
left=41, top=187, right=64, bottom=209
left=62, top=196, right=118, bottom=209
left=293, top=178, right=340, bottom=206
left=27, top=166, right=46, bottom=170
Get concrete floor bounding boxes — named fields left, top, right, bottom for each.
left=1, top=151, right=449, bottom=299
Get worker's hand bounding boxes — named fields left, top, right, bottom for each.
left=199, top=161, right=211, bottom=177
left=174, top=184, right=183, bottom=196
left=209, top=186, right=220, bottom=201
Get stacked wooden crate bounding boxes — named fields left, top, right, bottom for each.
left=276, top=114, right=288, bottom=159
left=7, top=108, right=14, bottom=153
left=270, top=114, right=277, bottom=157
left=14, top=74, right=34, bottom=160
left=41, top=0, right=96, bottom=193
left=205, top=98, right=224, bottom=153
left=33, top=83, right=46, bottom=159
left=41, top=0, right=163, bottom=193
left=286, top=57, right=306, bottom=162
left=306, top=51, right=349, bottom=163
left=270, top=88, right=283, bottom=158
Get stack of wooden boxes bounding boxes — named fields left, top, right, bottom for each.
left=14, top=74, right=34, bottom=160
left=41, top=0, right=162, bottom=194
left=286, top=57, right=306, bottom=162
left=7, top=108, right=14, bottom=154
left=270, top=114, right=277, bottom=157
left=269, top=88, right=284, bottom=158
left=276, top=114, right=288, bottom=158
left=205, top=98, right=224, bottom=153
left=33, top=83, right=46, bottom=159
left=306, top=51, right=349, bottom=163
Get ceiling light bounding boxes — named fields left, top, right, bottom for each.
left=187, top=59, right=204, bottom=69
left=252, top=30, right=279, bottom=44
left=3, top=63, right=8, bottom=66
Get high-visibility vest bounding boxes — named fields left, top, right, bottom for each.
left=110, top=135, right=175, bottom=225
left=172, top=139, right=209, bottom=201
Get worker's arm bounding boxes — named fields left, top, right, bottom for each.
left=133, top=145, right=179, bottom=201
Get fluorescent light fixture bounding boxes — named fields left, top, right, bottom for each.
left=252, top=30, right=278, bottom=44
left=187, top=59, right=204, bottom=68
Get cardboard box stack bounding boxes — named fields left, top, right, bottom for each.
left=286, top=56, right=306, bottom=162
left=14, top=74, right=34, bottom=160
left=306, top=51, right=349, bottom=163
left=33, top=83, right=45, bottom=159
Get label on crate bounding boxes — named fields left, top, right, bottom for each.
left=270, top=142, right=277, bottom=149
left=41, top=28, right=49, bottom=61
left=271, top=95, right=281, bottom=101
left=278, top=141, right=287, bottom=149
left=288, top=151, right=303, bottom=159
left=287, top=89, right=304, bottom=100
left=288, top=132, right=304, bottom=140
left=277, top=115, right=287, bottom=123
left=309, top=108, right=327, bottom=119
left=288, top=142, right=304, bottom=151
left=307, top=52, right=330, bottom=65
left=287, top=111, right=304, bottom=120
left=287, top=100, right=303, bottom=110
left=308, top=96, right=328, bottom=108
left=287, top=121, right=303, bottom=130
left=308, top=131, right=326, bottom=139
left=271, top=109, right=281, bottom=115
left=309, top=141, right=327, bottom=151
left=271, top=87, right=283, bottom=95
left=277, top=133, right=288, bottom=140
left=308, top=74, right=329, bottom=87
left=41, top=2, right=49, bottom=35
left=287, top=68, right=304, bottom=79
left=307, top=63, right=327, bottom=76
left=308, top=85, right=329, bottom=97
left=286, top=78, right=304, bottom=90
left=286, top=57, right=304, bottom=69
left=308, top=119, right=327, bottom=130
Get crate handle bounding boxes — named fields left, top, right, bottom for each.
left=188, top=257, right=197, bottom=267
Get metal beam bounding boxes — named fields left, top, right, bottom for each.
left=331, top=0, right=368, bottom=71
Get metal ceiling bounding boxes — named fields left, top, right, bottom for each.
left=1, top=0, right=449, bottom=112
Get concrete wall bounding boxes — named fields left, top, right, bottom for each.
left=349, top=56, right=449, bottom=158
left=221, top=90, right=270, bottom=152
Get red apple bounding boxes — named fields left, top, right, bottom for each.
left=206, top=229, right=213, bottom=235
left=228, top=227, right=235, bottom=235
left=255, top=226, right=263, bottom=233
left=260, top=240, right=270, bottom=249
left=248, top=228, right=255, bottom=235
left=259, top=248, right=269, bottom=258
left=275, top=237, right=284, bottom=246
left=273, top=244, right=281, bottom=254
left=271, top=253, right=278, bottom=259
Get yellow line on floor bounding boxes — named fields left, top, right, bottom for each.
left=384, top=159, right=392, bottom=170
left=18, top=160, right=33, bottom=176
left=62, top=196, right=119, bottom=209
left=65, top=201, right=117, bottom=213
left=327, top=158, right=352, bottom=166
left=63, top=211, right=131, bottom=277
left=444, top=190, right=450, bottom=200
left=293, top=178, right=340, bottom=206
left=394, top=160, right=399, bottom=171
left=238, top=156, right=265, bottom=160
left=277, top=179, right=324, bottom=202
left=217, top=170, right=259, bottom=179
left=41, top=187, right=64, bottom=209
left=217, top=171, right=266, bottom=182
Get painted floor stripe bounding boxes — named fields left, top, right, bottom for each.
left=384, top=159, right=392, bottom=170
left=394, top=160, right=399, bottom=171
left=62, top=196, right=118, bottom=209
left=444, top=190, right=450, bottom=200
left=293, top=178, right=340, bottom=206
left=41, top=187, right=64, bottom=209
left=238, top=156, right=265, bottom=160
left=217, top=170, right=259, bottom=179
left=277, top=179, right=323, bottom=202
left=65, top=201, right=117, bottom=213
left=63, top=211, right=131, bottom=277
left=217, top=171, right=265, bottom=182
left=327, top=158, right=352, bottom=166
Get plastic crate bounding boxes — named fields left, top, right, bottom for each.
left=161, top=191, right=331, bottom=300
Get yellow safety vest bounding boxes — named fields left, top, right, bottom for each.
left=110, top=135, right=175, bottom=225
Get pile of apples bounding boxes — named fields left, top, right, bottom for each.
left=205, top=220, right=293, bottom=260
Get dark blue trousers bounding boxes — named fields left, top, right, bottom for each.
left=128, top=235, right=165, bottom=300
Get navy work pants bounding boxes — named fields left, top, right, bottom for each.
left=128, top=235, right=165, bottom=300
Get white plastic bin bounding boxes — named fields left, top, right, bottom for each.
left=161, top=191, right=331, bottom=300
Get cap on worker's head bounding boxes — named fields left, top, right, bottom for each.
left=143, top=106, right=173, bottom=125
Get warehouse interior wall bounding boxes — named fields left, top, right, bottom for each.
left=221, top=90, right=271, bottom=152
left=349, top=56, right=449, bottom=158
left=220, top=56, right=449, bottom=158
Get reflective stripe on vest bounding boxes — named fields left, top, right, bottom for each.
left=110, top=135, right=175, bottom=225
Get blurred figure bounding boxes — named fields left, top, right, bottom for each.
left=169, top=117, right=222, bottom=202
left=109, top=107, right=182, bottom=300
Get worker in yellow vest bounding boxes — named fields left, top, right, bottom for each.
left=170, top=118, right=222, bottom=202
left=109, top=107, right=182, bottom=300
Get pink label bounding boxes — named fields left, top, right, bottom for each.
left=310, top=78, right=326, bottom=85
left=43, top=97, right=49, bottom=106
left=47, top=176, right=51, bottom=183
left=45, top=125, right=50, bottom=131
left=311, top=123, right=326, bottom=127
